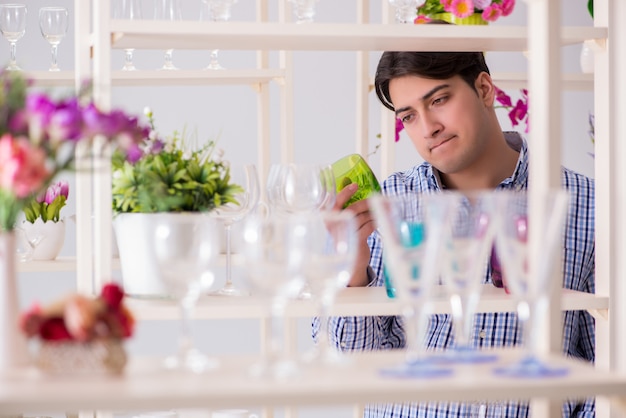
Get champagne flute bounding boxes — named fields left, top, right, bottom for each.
left=200, top=0, right=237, bottom=70
left=155, top=0, right=182, bottom=70
left=114, top=0, right=142, bottom=71
left=303, top=210, right=358, bottom=366
left=492, top=189, right=570, bottom=378
left=210, top=164, right=260, bottom=297
left=152, top=213, right=220, bottom=373
left=0, top=4, right=27, bottom=71
left=38, top=7, right=69, bottom=72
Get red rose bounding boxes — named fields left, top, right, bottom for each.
left=39, top=318, right=73, bottom=341
left=100, top=282, right=124, bottom=309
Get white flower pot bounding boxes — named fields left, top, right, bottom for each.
left=19, top=218, right=66, bottom=261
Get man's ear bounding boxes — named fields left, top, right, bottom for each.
left=475, top=72, right=495, bottom=107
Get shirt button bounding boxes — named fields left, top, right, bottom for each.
left=340, top=342, right=346, bottom=348
left=479, top=330, right=487, bottom=339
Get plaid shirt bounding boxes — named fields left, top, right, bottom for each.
left=318, top=132, right=595, bottom=418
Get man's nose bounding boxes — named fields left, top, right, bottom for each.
left=421, top=113, right=442, bottom=138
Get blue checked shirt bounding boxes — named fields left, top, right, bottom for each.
left=316, top=132, right=596, bottom=418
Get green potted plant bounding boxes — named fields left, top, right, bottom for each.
left=111, top=108, right=243, bottom=298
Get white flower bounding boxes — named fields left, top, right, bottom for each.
left=473, top=0, right=493, bottom=9
left=143, top=107, right=152, bottom=117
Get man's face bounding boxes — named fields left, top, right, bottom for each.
left=389, top=73, right=494, bottom=175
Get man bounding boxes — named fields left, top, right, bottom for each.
left=318, top=51, right=595, bottom=417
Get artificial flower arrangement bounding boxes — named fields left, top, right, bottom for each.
left=19, top=282, right=134, bottom=373
left=111, top=107, right=243, bottom=214
left=22, top=180, right=69, bottom=224
left=0, top=70, right=149, bottom=232
left=415, top=0, right=516, bottom=22
left=494, top=86, right=529, bottom=133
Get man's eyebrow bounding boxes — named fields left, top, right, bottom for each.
left=394, top=84, right=451, bottom=116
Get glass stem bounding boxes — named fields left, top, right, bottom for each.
left=164, top=49, right=174, bottom=68
left=9, top=42, right=16, bottom=65
left=404, top=302, right=431, bottom=365
left=50, top=44, right=59, bottom=70
left=316, top=294, right=333, bottom=358
left=124, top=48, right=135, bottom=69
left=224, top=223, right=233, bottom=288
left=210, top=49, right=219, bottom=66
left=178, top=295, right=195, bottom=361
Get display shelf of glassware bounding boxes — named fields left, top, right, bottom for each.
left=1, top=351, right=626, bottom=415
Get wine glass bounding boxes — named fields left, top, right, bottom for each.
left=210, top=164, right=260, bottom=297
left=155, top=0, right=182, bottom=70
left=38, top=7, right=68, bottom=72
left=241, top=214, right=307, bottom=379
left=266, top=163, right=336, bottom=216
left=0, top=4, right=27, bottom=71
left=492, top=189, right=570, bottom=378
left=200, top=0, right=237, bottom=70
left=434, top=190, right=499, bottom=364
left=301, top=210, right=358, bottom=366
left=113, top=0, right=142, bottom=71
left=369, top=192, right=457, bottom=378
left=288, top=0, right=318, bottom=23
left=152, top=213, right=220, bottom=373
left=388, top=0, right=419, bottom=24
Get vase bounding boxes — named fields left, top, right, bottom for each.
left=18, top=218, right=66, bottom=261
left=0, top=232, right=32, bottom=372
left=430, top=12, right=488, bottom=25
left=36, top=339, right=127, bottom=375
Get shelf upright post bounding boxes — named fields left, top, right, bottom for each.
left=379, top=1, right=396, bottom=179
left=91, top=0, right=114, bottom=294
left=255, top=0, right=271, bottom=195
left=526, top=0, right=563, bottom=416
left=279, top=0, right=295, bottom=164
left=74, top=0, right=95, bottom=295
left=355, top=0, right=370, bottom=160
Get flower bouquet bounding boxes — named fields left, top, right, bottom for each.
left=415, top=0, right=515, bottom=24
left=20, top=282, right=134, bottom=374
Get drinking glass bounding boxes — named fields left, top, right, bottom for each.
left=434, top=190, right=499, bottom=364
left=152, top=213, right=220, bottom=373
left=210, top=164, right=260, bottom=297
left=155, top=0, right=182, bottom=70
left=266, top=163, right=336, bottom=216
left=492, top=189, right=570, bottom=378
left=370, top=192, right=457, bottom=378
left=302, top=210, right=358, bottom=366
left=113, top=0, right=142, bottom=71
left=0, top=4, right=27, bottom=71
left=331, top=154, right=381, bottom=209
left=38, top=7, right=68, bottom=72
left=388, top=0, right=418, bottom=24
left=288, top=0, right=318, bottom=23
left=241, top=214, right=307, bottom=379
left=200, top=0, right=237, bottom=70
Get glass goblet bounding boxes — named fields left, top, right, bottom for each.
left=39, top=7, right=69, bottom=72
left=388, top=0, right=419, bottom=24
left=492, top=189, right=570, bottom=378
left=200, top=0, right=237, bottom=70
left=155, top=0, right=182, bottom=70
left=288, top=0, right=318, bottom=23
left=210, top=163, right=260, bottom=297
left=113, top=0, right=142, bottom=71
left=370, top=192, right=457, bottom=378
left=0, top=4, right=27, bottom=71
left=152, top=213, right=220, bottom=373
left=302, top=210, right=358, bottom=366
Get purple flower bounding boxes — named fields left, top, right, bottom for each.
left=395, top=118, right=404, bottom=142
left=494, top=86, right=513, bottom=107
left=48, top=99, right=84, bottom=142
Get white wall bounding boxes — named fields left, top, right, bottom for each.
left=7, top=1, right=595, bottom=417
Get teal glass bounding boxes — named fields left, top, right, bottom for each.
left=383, top=220, right=424, bottom=299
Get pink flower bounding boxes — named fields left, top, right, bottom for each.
left=482, top=4, right=503, bottom=21
left=449, top=0, right=474, bottom=18
left=43, top=180, right=69, bottom=205
left=395, top=118, right=404, bottom=142
left=414, top=15, right=433, bottom=24
left=473, top=0, right=493, bottom=9
left=0, top=134, right=49, bottom=198
left=500, top=0, right=515, bottom=16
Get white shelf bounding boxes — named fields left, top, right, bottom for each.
left=491, top=72, right=594, bottom=90
left=3, top=351, right=625, bottom=414
left=109, top=21, right=607, bottom=52
left=109, top=69, right=285, bottom=86
left=126, top=285, right=608, bottom=321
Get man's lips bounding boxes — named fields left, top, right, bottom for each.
left=429, top=136, right=455, bottom=151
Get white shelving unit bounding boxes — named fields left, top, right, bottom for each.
left=12, top=1, right=626, bottom=417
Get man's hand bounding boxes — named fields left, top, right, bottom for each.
left=334, top=183, right=376, bottom=287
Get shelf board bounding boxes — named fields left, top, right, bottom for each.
left=491, top=72, right=594, bottom=91
left=109, top=21, right=607, bottom=52
left=126, top=285, right=608, bottom=320
left=109, top=69, right=285, bottom=86
left=25, top=71, right=75, bottom=87
left=1, top=350, right=624, bottom=414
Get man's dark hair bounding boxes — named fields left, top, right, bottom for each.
left=374, top=51, right=490, bottom=111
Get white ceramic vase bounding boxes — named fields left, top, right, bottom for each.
left=19, top=218, right=66, bottom=260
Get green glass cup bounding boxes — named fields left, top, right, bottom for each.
left=331, top=154, right=381, bottom=208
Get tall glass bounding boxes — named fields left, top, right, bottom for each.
left=155, top=0, right=182, bottom=70
left=39, top=7, right=69, bottom=72
left=200, top=0, right=237, bottom=70
left=0, top=4, right=27, bottom=71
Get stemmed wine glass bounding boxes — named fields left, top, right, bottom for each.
left=266, top=163, right=336, bottom=216
left=0, top=4, right=27, bottom=71
left=492, top=189, right=570, bottom=378
left=113, top=0, right=142, bottom=71
left=152, top=213, right=220, bottom=373
left=155, top=0, right=182, bottom=70
left=370, top=192, right=457, bottom=378
left=38, top=7, right=69, bottom=72
left=200, top=0, right=237, bottom=70
left=302, top=210, right=358, bottom=366
left=388, top=0, right=419, bottom=23
left=435, top=190, right=499, bottom=364
left=288, top=0, right=318, bottom=23
left=210, top=164, right=260, bottom=296
left=241, top=214, right=307, bottom=379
